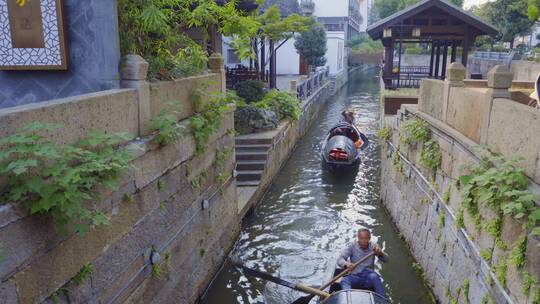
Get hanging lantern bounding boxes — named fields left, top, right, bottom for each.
left=383, top=28, right=392, bottom=38
left=412, top=27, right=421, bottom=37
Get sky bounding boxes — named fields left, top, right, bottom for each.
left=463, top=0, right=489, bottom=9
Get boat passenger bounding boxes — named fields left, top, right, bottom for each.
left=336, top=228, right=389, bottom=298
left=340, top=110, right=364, bottom=148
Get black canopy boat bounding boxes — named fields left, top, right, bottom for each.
left=321, top=122, right=368, bottom=171
left=320, top=290, right=390, bottom=304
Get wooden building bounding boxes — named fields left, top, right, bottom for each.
left=367, top=0, right=498, bottom=89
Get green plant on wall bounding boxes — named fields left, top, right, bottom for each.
left=0, top=241, right=4, bottom=262
left=378, top=125, right=392, bottom=142
left=149, top=100, right=186, bottom=146
left=191, top=92, right=236, bottom=155
left=73, top=263, right=93, bottom=285
left=399, top=117, right=442, bottom=176
left=459, top=151, right=540, bottom=245
left=0, top=123, right=133, bottom=236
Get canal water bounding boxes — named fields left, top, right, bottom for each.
left=201, top=69, right=433, bottom=304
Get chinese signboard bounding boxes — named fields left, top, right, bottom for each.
left=0, top=0, right=68, bottom=70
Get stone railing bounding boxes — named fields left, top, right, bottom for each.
left=418, top=63, right=540, bottom=184
left=295, top=67, right=330, bottom=101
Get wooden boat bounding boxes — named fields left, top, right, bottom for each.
left=321, top=122, right=368, bottom=171
left=320, top=289, right=391, bottom=304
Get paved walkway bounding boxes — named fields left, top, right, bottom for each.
left=276, top=75, right=301, bottom=91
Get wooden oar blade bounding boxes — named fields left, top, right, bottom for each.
left=231, top=259, right=297, bottom=290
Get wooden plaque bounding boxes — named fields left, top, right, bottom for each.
left=0, top=0, right=68, bottom=70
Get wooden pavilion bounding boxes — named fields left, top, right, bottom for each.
left=367, top=0, right=498, bottom=89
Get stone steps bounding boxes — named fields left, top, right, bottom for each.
left=235, top=137, right=272, bottom=187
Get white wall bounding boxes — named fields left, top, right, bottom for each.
left=359, top=0, right=369, bottom=32
left=312, top=0, right=348, bottom=17
left=326, top=32, right=346, bottom=75
left=276, top=39, right=300, bottom=75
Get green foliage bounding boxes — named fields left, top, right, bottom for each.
left=124, top=193, right=135, bottom=203
left=261, top=0, right=300, bottom=16
left=456, top=208, right=465, bottom=229
left=191, top=92, right=236, bottom=155
left=480, top=248, right=493, bottom=262
left=420, top=140, right=442, bottom=173
left=459, top=152, right=540, bottom=243
left=523, top=271, right=538, bottom=295
left=463, top=279, right=470, bottom=303
left=392, top=150, right=404, bottom=174
left=534, top=288, right=540, bottom=304
left=400, top=118, right=431, bottom=144
left=0, top=241, right=4, bottom=262
left=294, top=21, right=327, bottom=67
left=495, top=259, right=508, bottom=287
left=258, top=5, right=311, bottom=42
left=253, top=90, right=301, bottom=120
left=234, top=80, right=266, bottom=104
left=510, top=235, right=528, bottom=269
left=118, top=0, right=258, bottom=81
left=439, top=212, right=446, bottom=228
left=378, top=125, right=392, bottom=142
left=529, top=0, right=540, bottom=20
left=213, top=147, right=232, bottom=167
left=217, top=172, right=230, bottom=184
left=347, top=35, right=384, bottom=54
left=73, top=263, right=93, bottom=285
left=481, top=294, right=491, bottom=304
left=149, top=100, right=186, bottom=146
left=0, top=123, right=133, bottom=236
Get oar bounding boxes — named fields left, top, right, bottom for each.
left=291, top=252, right=376, bottom=304
left=231, top=259, right=330, bottom=298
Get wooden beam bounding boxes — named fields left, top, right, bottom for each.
left=461, top=26, right=470, bottom=66
left=434, top=42, right=441, bottom=79
left=441, top=41, right=448, bottom=79
left=429, top=41, right=435, bottom=76
left=450, top=40, right=456, bottom=62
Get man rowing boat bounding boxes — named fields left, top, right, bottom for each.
left=336, top=228, right=389, bottom=298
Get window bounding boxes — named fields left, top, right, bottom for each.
left=227, top=49, right=240, bottom=64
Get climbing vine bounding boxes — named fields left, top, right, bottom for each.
left=399, top=117, right=441, bottom=175
left=0, top=123, right=133, bottom=236
left=191, top=91, right=236, bottom=155
left=378, top=125, right=392, bottom=142
left=73, top=263, right=93, bottom=285
left=149, top=100, right=186, bottom=146
left=459, top=152, right=540, bottom=243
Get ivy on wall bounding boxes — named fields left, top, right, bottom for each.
left=0, top=123, right=133, bottom=236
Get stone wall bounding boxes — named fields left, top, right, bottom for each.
left=510, top=60, right=540, bottom=82
left=0, top=0, right=122, bottom=109
left=381, top=64, right=540, bottom=304
left=0, top=55, right=240, bottom=304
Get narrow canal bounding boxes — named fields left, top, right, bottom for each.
left=201, top=69, right=433, bottom=304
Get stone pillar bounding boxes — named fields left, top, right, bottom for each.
left=208, top=53, right=226, bottom=93
left=487, top=65, right=513, bottom=98
left=479, top=65, right=513, bottom=144
left=442, top=62, right=466, bottom=123
left=290, top=80, right=297, bottom=95
left=121, top=55, right=150, bottom=136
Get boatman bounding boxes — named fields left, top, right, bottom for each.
left=336, top=228, right=389, bottom=298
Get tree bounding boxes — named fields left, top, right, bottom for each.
left=294, top=21, right=327, bottom=69
left=528, top=0, right=540, bottom=21
left=488, top=0, right=535, bottom=48
left=261, top=0, right=301, bottom=16
left=374, top=0, right=419, bottom=19
left=256, top=5, right=311, bottom=87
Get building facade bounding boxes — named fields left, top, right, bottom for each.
left=223, top=0, right=370, bottom=78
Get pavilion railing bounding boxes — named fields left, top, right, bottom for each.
left=225, top=65, right=269, bottom=89
left=296, top=67, right=330, bottom=101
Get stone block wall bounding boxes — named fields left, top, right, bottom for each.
left=0, top=55, right=240, bottom=303
left=381, top=64, right=540, bottom=304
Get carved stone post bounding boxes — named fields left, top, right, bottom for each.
left=121, top=55, right=150, bottom=136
